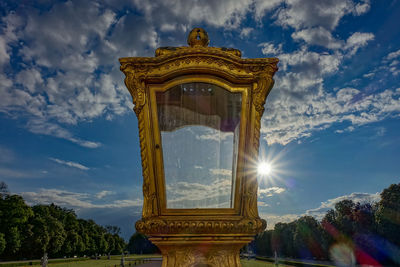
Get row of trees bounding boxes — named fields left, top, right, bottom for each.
left=0, top=182, right=126, bottom=260
left=2, top=181, right=399, bottom=264
left=254, top=183, right=400, bottom=265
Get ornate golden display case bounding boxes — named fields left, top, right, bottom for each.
left=120, top=28, right=278, bottom=267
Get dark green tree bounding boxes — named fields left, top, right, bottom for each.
left=0, top=188, right=126, bottom=260
left=0, top=194, right=33, bottom=258
left=127, top=232, right=158, bottom=254
left=353, top=202, right=376, bottom=233
left=254, top=230, right=272, bottom=256
left=334, top=199, right=356, bottom=237
left=21, top=216, right=50, bottom=258
left=31, top=205, right=67, bottom=256
left=271, top=222, right=296, bottom=257
left=376, top=183, right=400, bottom=244
left=0, top=233, right=5, bottom=255
left=293, top=216, right=327, bottom=259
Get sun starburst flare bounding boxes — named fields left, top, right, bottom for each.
left=258, top=162, right=273, bottom=175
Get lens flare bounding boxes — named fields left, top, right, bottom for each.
left=258, top=162, right=272, bottom=175
left=330, top=243, right=356, bottom=267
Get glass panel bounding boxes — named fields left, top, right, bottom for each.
left=156, top=83, right=242, bottom=209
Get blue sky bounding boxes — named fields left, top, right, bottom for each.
left=1, top=0, right=399, bottom=240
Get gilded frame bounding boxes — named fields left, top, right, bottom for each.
left=148, top=75, right=250, bottom=216
left=119, top=28, right=278, bottom=237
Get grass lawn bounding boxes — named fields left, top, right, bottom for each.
left=0, top=255, right=161, bottom=267
left=47, top=255, right=161, bottom=267
left=48, top=259, right=121, bottom=267
left=50, top=259, right=284, bottom=267
left=241, top=259, right=288, bottom=267
left=2, top=256, right=289, bottom=267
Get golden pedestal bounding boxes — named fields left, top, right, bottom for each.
left=152, top=236, right=251, bottom=267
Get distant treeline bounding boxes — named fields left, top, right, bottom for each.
left=254, top=183, right=400, bottom=266
left=0, top=182, right=126, bottom=260
left=2, top=181, right=399, bottom=265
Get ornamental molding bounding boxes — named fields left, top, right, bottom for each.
left=120, top=49, right=278, bottom=83
left=135, top=217, right=266, bottom=235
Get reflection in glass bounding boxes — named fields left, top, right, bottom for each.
left=156, top=83, right=242, bottom=209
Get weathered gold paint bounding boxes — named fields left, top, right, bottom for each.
left=119, top=28, right=278, bottom=267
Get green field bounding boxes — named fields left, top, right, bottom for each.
left=0, top=255, right=161, bottom=267
left=241, top=259, right=281, bottom=266
left=0, top=257, right=288, bottom=267
left=47, top=258, right=281, bottom=267
left=48, top=259, right=120, bottom=267
left=49, top=259, right=279, bottom=267
left=49, top=259, right=280, bottom=267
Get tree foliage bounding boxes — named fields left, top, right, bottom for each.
left=2, top=181, right=399, bottom=264
left=127, top=232, right=159, bottom=255
left=254, top=183, right=400, bottom=265
left=0, top=182, right=126, bottom=260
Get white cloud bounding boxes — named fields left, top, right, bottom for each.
left=240, top=27, right=253, bottom=38
left=21, top=188, right=142, bottom=209
left=258, top=201, right=270, bottom=207
left=0, top=0, right=392, bottom=150
left=258, top=186, right=286, bottom=197
left=386, top=49, right=400, bottom=61
left=262, top=86, right=400, bottom=145
left=363, top=72, right=375, bottom=78
left=260, top=213, right=301, bottom=230
left=384, top=49, right=400, bottom=76
left=96, top=190, right=115, bottom=199
left=305, top=192, right=381, bottom=220
left=210, top=168, right=232, bottom=176
left=344, top=32, right=375, bottom=56
left=0, top=1, right=145, bottom=146
left=132, top=0, right=253, bottom=29
left=272, top=1, right=373, bottom=55
left=253, top=0, right=283, bottom=20
left=0, top=12, right=24, bottom=69
left=259, top=42, right=283, bottom=56
left=335, top=125, right=355, bottom=134
left=0, top=73, right=12, bottom=90
left=291, top=27, right=342, bottom=49
left=166, top=179, right=232, bottom=208
left=49, top=157, right=90, bottom=171
left=0, top=36, right=9, bottom=67
left=195, top=128, right=233, bottom=141
left=26, top=119, right=101, bottom=148
left=15, top=68, right=44, bottom=93
left=259, top=41, right=400, bottom=145
left=354, top=0, right=371, bottom=16
left=278, top=47, right=342, bottom=76
left=275, top=0, right=369, bottom=30
left=160, top=23, right=177, bottom=32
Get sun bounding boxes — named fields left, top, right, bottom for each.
left=258, top=162, right=273, bottom=175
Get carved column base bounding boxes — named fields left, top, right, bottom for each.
left=150, top=236, right=252, bottom=267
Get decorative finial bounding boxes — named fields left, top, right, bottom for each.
left=188, top=28, right=209, bottom=47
